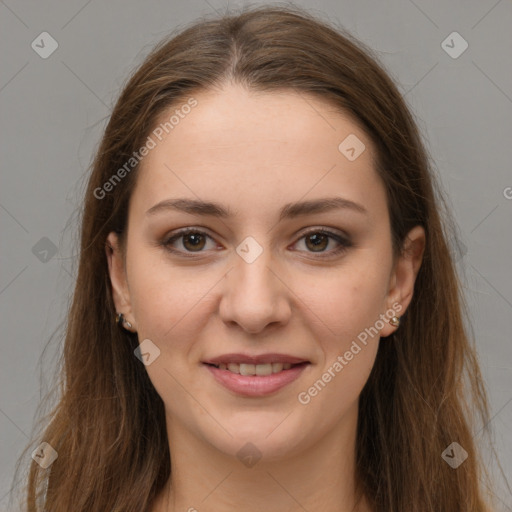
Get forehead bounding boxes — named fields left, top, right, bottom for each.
left=130, top=84, right=386, bottom=224
left=153, top=85, right=374, bottom=164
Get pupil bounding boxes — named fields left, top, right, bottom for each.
left=181, top=233, right=329, bottom=252
left=307, top=233, right=327, bottom=251
left=184, top=233, right=204, bottom=250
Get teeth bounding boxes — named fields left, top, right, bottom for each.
left=272, top=363, right=284, bottom=373
left=239, top=363, right=255, bottom=376
left=214, top=362, right=298, bottom=375
left=255, top=363, right=273, bottom=376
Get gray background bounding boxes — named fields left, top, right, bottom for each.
left=1, top=0, right=511, bottom=510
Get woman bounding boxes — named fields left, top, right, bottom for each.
left=15, top=4, right=498, bottom=511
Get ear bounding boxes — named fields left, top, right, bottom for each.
left=380, top=225, right=425, bottom=338
left=106, top=231, right=136, bottom=332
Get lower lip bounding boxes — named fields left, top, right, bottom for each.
left=204, top=363, right=309, bottom=397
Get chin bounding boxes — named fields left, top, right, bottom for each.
left=200, top=412, right=313, bottom=464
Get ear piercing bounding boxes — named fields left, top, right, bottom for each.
left=389, top=316, right=400, bottom=327
left=116, top=312, right=399, bottom=331
left=115, top=313, right=132, bottom=330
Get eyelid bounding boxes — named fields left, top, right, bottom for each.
left=161, top=226, right=352, bottom=257
left=162, top=227, right=219, bottom=252
left=298, top=226, right=351, bottom=242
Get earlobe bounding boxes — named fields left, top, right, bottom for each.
left=381, top=225, right=426, bottom=338
left=105, top=232, right=135, bottom=330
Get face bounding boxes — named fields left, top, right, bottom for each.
left=106, top=83, right=424, bottom=462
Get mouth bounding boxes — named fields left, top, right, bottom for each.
left=202, top=354, right=311, bottom=397
left=203, top=361, right=309, bottom=376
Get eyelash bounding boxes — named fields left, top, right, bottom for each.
left=160, top=227, right=352, bottom=259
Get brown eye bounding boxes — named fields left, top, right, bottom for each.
left=162, top=229, right=216, bottom=255
left=304, top=232, right=329, bottom=252
left=162, top=227, right=351, bottom=259
left=182, top=232, right=206, bottom=251
left=294, top=229, right=351, bottom=256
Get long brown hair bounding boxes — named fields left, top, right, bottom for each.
left=11, top=4, right=500, bottom=511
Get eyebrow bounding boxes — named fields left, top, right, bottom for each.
left=146, top=196, right=367, bottom=221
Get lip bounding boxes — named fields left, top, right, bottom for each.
left=203, top=353, right=309, bottom=365
left=203, top=361, right=310, bottom=397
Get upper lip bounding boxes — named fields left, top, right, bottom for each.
left=203, top=353, right=309, bottom=365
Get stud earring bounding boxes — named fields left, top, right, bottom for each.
left=115, top=313, right=132, bottom=330
left=389, top=316, right=400, bottom=328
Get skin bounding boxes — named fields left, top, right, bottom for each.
left=106, top=83, right=425, bottom=512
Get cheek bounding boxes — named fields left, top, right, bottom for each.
left=126, top=255, right=226, bottom=395
left=292, top=264, right=388, bottom=394
left=127, top=249, right=207, bottom=334
left=293, top=274, right=385, bottom=424
left=128, top=246, right=391, bottom=354
left=298, top=265, right=390, bottom=345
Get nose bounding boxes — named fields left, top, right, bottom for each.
left=218, top=246, right=292, bottom=334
